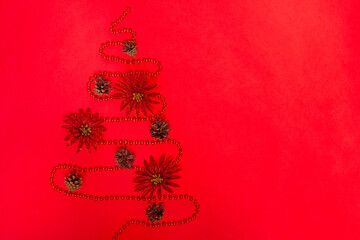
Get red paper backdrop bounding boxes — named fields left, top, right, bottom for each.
left=1, top=0, right=360, bottom=239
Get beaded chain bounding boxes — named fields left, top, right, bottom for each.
left=50, top=163, right=200, bottom=239
left=51, top=7, right=199, bottom=239
left=100, top=7, right=162, bottom=73
left=93, top=138, right=182, bottom=168
left=89, top=7, right=162, bottom=115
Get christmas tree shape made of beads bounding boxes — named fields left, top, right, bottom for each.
left=50, top=8, right=200, bottom=239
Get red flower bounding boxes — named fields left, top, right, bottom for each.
left=113, top=74, right=160, bottom=117
left=133, top=154, right=181, bottom=198
left=62, top=108, right=106, bottom=152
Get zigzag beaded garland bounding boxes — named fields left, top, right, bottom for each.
left=50, top=7, right=199, bottom=239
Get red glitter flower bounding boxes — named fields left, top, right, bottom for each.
left=133, top=154, right=181, bottom=198
left=113, top=74, right=160, bottom=117
left=62, top=108, right=106, bottom=153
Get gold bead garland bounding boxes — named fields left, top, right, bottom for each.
left=52, top=7, right=199, bottom=239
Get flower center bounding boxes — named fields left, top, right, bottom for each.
left=133, top=93, right=143, bottom=102
left=151, top=174, right=163, bottom=185
left=79, top=124, right=91, bottom=136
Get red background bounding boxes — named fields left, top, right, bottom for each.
left=1, top=0, right=360, bottom=239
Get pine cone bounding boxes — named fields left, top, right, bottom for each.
left=122, top=40, right=137, bottom=57
left=94, top=76, right=112, bottom=95
left=64, top=173, right=83, bottom=191
left=150, top=120, right=170, bottom=139
left=115, top=147, right=135, bottom=169
left=146, top=202, right=165, bottom=222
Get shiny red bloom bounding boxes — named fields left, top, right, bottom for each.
left=113, top=74, right=160, bottom=117
left=133, top=155, right=181, bottom=198
left=62, top=108, right=106, bottom=153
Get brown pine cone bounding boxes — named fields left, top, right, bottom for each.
left=146, top=202, right=165, bottom=222
left=94, top=76, right=112, bottom=95
left=64, top=173, right=83, bottom=191
left=150, top=120, right=170, bottom=139
left=115, top=147, right=135, bottom=169
left=122, top=40, right=137, bottom=57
